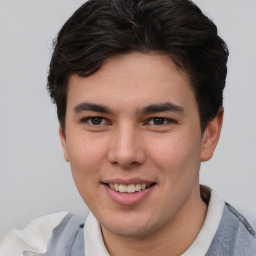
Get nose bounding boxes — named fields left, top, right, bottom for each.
left=107, top=123, right=146, bottom=169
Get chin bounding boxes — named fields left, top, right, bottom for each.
left=105, top=223, right=153, bottom=238
left=100, top=213, right=160, bottom=238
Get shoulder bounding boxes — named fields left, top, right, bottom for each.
left=206, top=203, right=256, bottom=255
left=225, top=203, right=256, bottom=238
left=239, top=208, right=256, bottom=231
left=0, top=211, right=86, bottom=256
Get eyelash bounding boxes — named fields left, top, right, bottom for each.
left=146, top=117, right=176, bottom=126
left=81, top=116, right=176, bottom=126
left=81, top=117, right=109, bottom=126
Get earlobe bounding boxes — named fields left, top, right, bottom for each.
left=59, top=125, right=70, bottom=162
left=200, top=108, right=224, bottom=162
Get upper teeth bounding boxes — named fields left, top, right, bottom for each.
left=109, top=184, right=150, bottom=193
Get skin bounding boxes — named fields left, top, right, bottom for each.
left=60, top=52, right=223, bottom=256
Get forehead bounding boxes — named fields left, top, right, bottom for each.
left=66, top=52, right=196, bottom=113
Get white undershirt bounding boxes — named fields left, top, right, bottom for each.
left=84, top=190, right=225, bottom=256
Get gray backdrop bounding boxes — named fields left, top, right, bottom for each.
left=0, top=0, right=255, bottom=242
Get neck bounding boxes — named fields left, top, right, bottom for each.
left=101, top=187, right=208, bottom=256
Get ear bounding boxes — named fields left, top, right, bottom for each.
left=200, top=107, right=224, bottom=162
left=59, top=125, right=70, bottom=162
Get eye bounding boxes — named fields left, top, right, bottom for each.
left=146, top=117, right=177, bottom=126
left=148, top=117, right=168, bottom=125
left=82, top=117, right=107, bottom=125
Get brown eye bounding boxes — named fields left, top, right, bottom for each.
left=152, top=117, right=165, bottom=125
left=81, top=116, right=110, bottom=126
left=90, top=117, right=103, bottom=125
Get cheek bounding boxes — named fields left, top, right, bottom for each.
left=66, top=136, right=108, bottom=206
left=148, top=133, right=201, bottom=172
left=67, top=135, right=107, bottom=177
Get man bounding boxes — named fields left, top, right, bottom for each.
left=1, top=0, right=255, bottom=255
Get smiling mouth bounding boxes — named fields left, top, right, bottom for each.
left=104, top=183, right=156, bottom=193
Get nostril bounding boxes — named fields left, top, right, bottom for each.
left=107, top=140, right=146, bottom=167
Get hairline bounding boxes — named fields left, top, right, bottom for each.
left=60, top=51, right=207, bottom=134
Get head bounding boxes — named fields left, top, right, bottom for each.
left=46, top=0, right=228, bottom=248
left=47, top=0, right=228, bottom=133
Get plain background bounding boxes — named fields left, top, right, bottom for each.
left=0, top=0, right=255, bottom=242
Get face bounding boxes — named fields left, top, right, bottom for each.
left=60, top=53, right=220, bottom=239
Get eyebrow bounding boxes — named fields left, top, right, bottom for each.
left=74, top=102, right=113, bottom=114
left=139, top=102, right=184, bottom=114
left=73, top=102, right=184, bottom=115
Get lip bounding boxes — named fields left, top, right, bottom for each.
left=102, top=178, right=155, bottom=185
left=103, top=183, right=156, bottom=206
